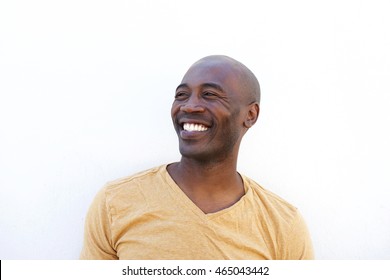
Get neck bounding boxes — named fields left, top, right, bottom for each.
left=178, top=156, right=238, bottom=181
left=167, top=155, right=245, bottom=213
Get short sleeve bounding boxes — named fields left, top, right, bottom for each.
left=284, top=210, right=314, bottom=260
left=80, top=187, right=118, bottom=260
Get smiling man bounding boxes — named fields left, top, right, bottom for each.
left=80, top=55, right=314, bottom=260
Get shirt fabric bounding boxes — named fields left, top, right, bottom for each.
left=80, top=164, right=314, bottom=259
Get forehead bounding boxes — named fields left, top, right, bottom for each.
left=180, top=60, right=242, bottom=92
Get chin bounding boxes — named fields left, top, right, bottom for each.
left=179, top=146, right=229, bottom=165
left=179, top=146, right=209, bottom=161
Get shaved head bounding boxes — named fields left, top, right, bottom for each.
left=171, top=54, right=261, bottom=166
left=189, top=55, right=261, bottom=104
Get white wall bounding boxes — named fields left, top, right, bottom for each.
left=1, top=0, right=389, bottom=259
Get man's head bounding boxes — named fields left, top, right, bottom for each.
left=171, top=55, right=260, bottom=164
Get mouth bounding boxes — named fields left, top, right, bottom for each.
left=182, top=123, right=209, bottom=132
left=178, top=121, right=211, bottom=140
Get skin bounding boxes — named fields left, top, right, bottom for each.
left=167, top=55, right=260, bottom=214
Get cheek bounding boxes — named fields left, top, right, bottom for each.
left=171, top=102, right=179, bottom=119
left=233, top=105, right=249, bottom=125
left=221, top=108, right=246, bottom=135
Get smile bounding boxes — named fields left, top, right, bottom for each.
left=183, top=123, right=209, bottom=132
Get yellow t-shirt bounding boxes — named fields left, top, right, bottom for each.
left=80, top=165, right=314, bottom=259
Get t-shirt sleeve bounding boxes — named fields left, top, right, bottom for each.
left=284, top=210, right=315, bottom=260
left=80, top=187, right=118, bottom=260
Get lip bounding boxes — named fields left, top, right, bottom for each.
left=180, top=129, right=209, bottom=140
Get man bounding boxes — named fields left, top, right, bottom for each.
left=80, top=55, right=314, bottom=259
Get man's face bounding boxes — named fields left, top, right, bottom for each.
left=171, top=60, right=249, bottom=163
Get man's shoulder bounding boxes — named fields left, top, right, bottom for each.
left=94, top=165, right=168, bottom=212
left=243, top=175, right=298, bottom=217
left=243, top=176, right=314, bottom=260
left=106, top=165, right=166, bottom=188
left=100, top=164, right=168, bottom=198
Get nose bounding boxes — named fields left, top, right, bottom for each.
left=179, top=95, right=205, bottom=113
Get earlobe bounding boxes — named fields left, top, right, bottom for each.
left=244, top=103, right=260, bottom=128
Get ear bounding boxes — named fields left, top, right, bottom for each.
left=244, top=102, right=260, bottom=128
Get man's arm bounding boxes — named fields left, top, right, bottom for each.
left=80, top=187, right=118, bottom=260
left=284, top=210, right=315, bottom=260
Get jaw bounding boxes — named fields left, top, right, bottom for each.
left=177, top=131, right=212, bottom=157
left=176, top=125, right=216, bottom=162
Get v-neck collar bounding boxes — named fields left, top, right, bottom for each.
left=161, top=164, right=252, bottom=221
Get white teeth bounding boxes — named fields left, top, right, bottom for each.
left=183, top=123, right=208, bottom=132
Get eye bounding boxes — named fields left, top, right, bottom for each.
left=175, top=91, right=189, bottom=100
left=203, top=91, right=219, bottom=98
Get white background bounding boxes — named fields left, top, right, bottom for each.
left=0, top=0, right=389, bottom=259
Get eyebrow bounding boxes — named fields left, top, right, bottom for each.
left=176, top=83, right=189, bottom=92
left=176, top=82, right=225, bottom=92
